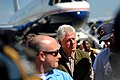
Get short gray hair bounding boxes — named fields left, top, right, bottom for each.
left=56, top=24, right=76, bottom=41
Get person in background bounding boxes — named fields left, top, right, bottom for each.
left=97, top=22, right=114, bottom=40
left=93, top=22, right=114, bottom=80
left=97, top=22, right=114, bottom=48
left=56, top=24, right=93, bottom=80
left=82, top=39, right=101, bottom=66
left=24, top=33, right=37, bottom=47
left=77, top=39, right=84, bottom=51
left=28, top=35, right=73, bottom=80
left=109, top=8, right=120, bottom=80
left=0, top=30, right=40, bottom=80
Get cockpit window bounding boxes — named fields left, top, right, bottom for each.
left=60, top=0, right=71, bottom=3
left=75, top=0, right=87, bottom=1
left=49, top=0, right=74, bottom=6
left=75, top=0, right=82, bottom=1
left=49, top=0, right=59, bottom=5
left=49, top=0, right=87, bottom=5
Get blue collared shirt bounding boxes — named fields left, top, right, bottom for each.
left=37, top=69, right=73, bottom=80
left=93, top=48, right=112, bottom=80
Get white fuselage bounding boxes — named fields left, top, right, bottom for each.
left=8, top=0, right=90, bottom=28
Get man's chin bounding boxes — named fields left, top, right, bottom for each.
left=72, top=48, right=76, bottom=51
left=72, top=47, right=76, bottom=50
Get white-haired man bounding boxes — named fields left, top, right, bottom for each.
left=56, top=24, right=93, bottom=80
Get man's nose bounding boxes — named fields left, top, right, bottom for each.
left=58, top=52, right=61, bottom=58
left=70, top=39, right=75, bottom=44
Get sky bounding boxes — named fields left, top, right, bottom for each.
left=0, top=0, right=120, bottom=24
left=0, top=0, right=33, bottom=24
left=89, top=0, right=120, bottom=19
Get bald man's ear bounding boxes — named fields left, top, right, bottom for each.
left=38, top=52, right=45, bottom=61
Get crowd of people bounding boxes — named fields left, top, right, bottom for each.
left=1, top=5, right=120, bottom=80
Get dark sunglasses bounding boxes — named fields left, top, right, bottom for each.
left=42, top=50, right=59, bottom=57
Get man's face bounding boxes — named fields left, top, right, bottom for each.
left=43, top=42, right=61, bottom=69
left=99, top=29, right=105, bottom=37
left=44, top=50, right=61, bottom=69
left=104, top=33, right=114, bottom=48
left=84, top=41, right=91, bottom=52
left=60, top=32, right=77, bottom=55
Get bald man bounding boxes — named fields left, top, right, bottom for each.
left=28, top=35, right=73, bottom=80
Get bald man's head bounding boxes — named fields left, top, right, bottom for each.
left=28, top=35, right=59, bottom=54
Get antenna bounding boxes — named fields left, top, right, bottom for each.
left=13, top=0, right=20, bottom=12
